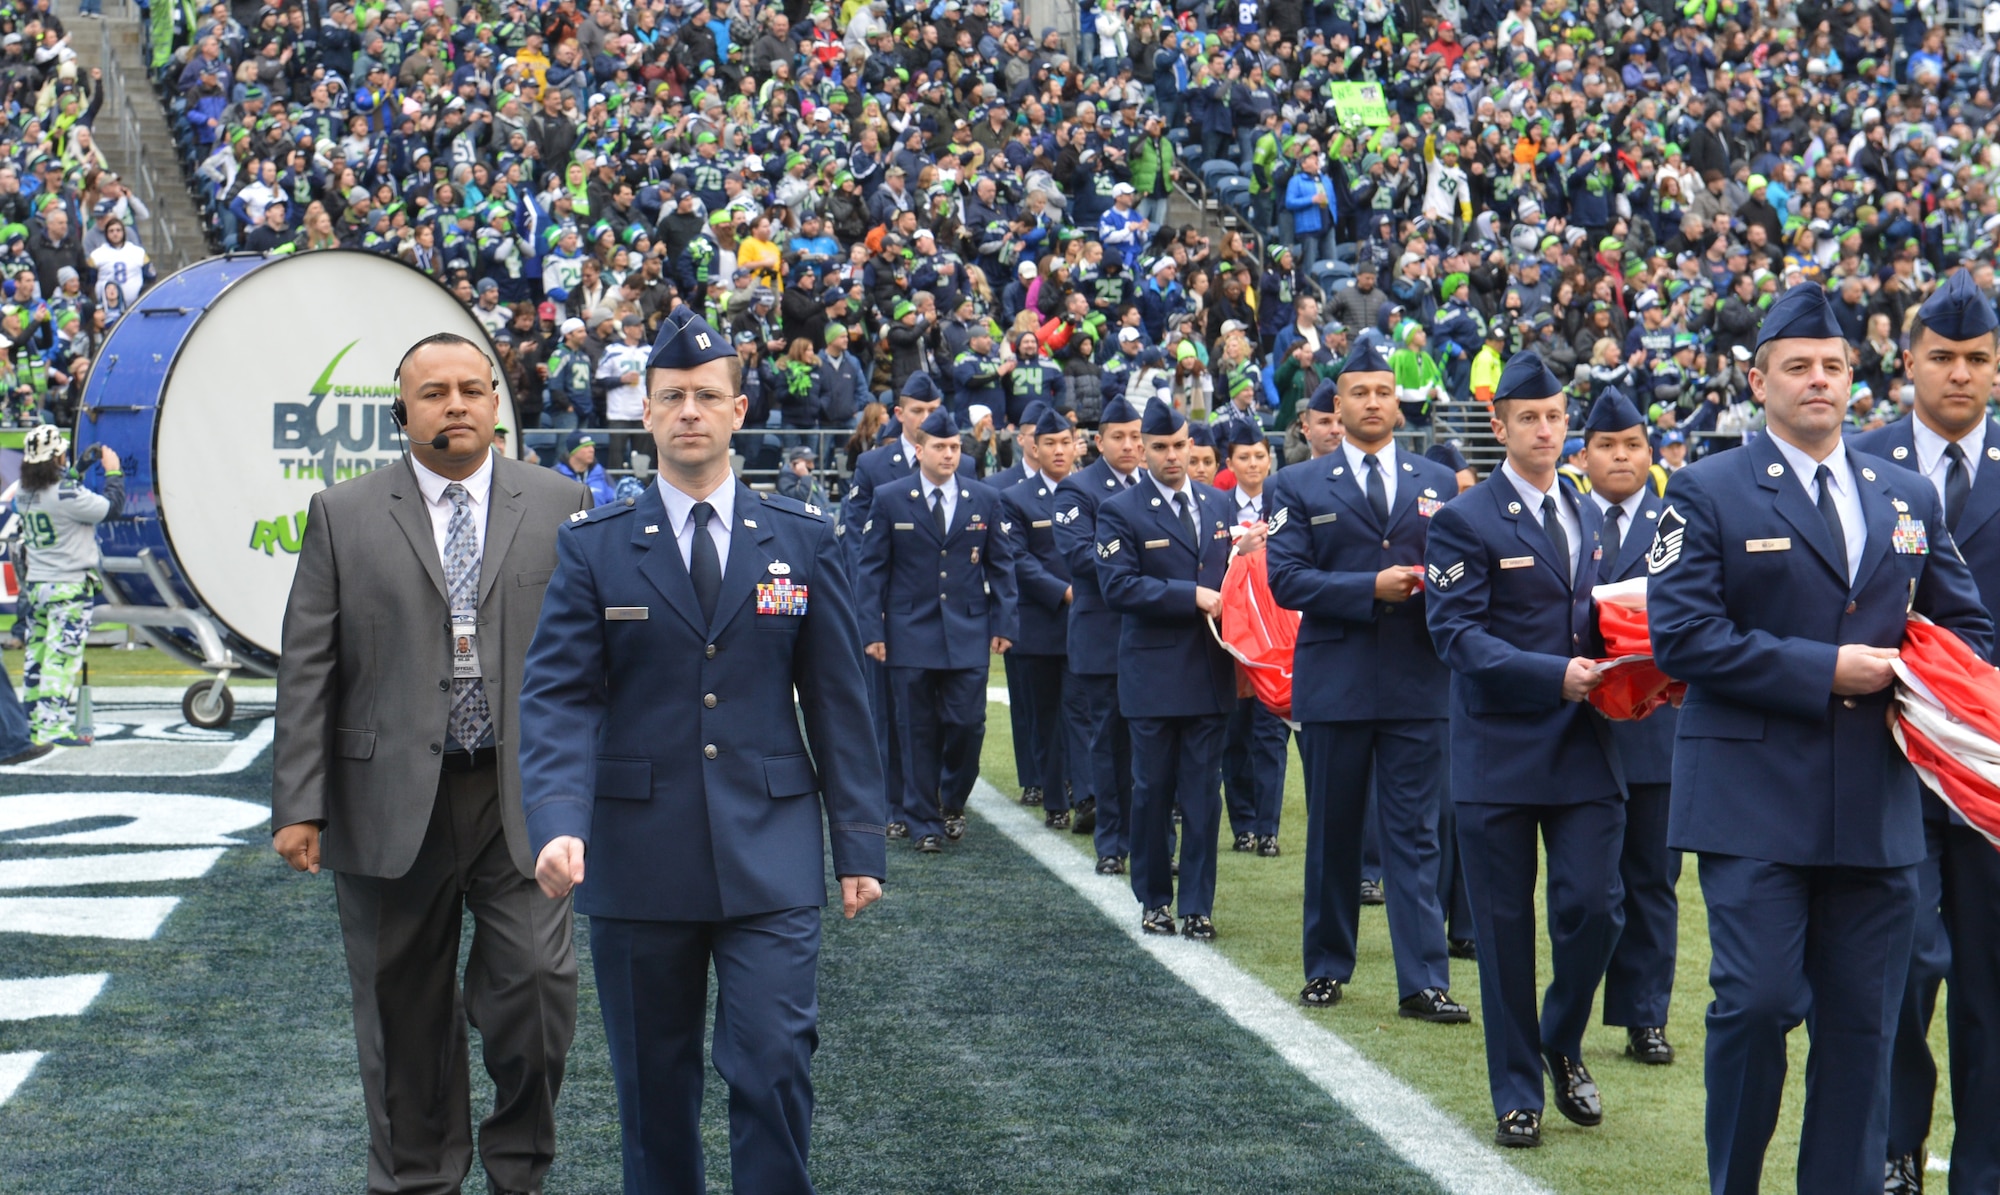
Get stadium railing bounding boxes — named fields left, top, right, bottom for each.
left=95, top=13, right=177, bottom=267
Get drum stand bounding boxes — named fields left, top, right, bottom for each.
left=94, top=551, right=240, bottom=728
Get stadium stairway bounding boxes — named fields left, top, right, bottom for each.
left=81, top=9, right=203, bottom=273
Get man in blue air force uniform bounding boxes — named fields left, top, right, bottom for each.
left=519, top=306, right=887, bottom=1195
left=1847, top=270, right=2000, bottom=1194
left=840, top=371, right=975, bottom=836
left=1000, top=407, right=1084, bottom=829
left=1052, top=397, right=1148, bottom=873
left=1647, top=283, right=1992, bottom=1195
left=997, top=400, right=1050, bottom=807
left=857, top=407, right=1019, bottom=852
left=1264, top=339, right=1467, bottom=1023
left=1094, top=403, right=1237, bottom=939
left=1578, top=389, right=1683, bottom=1068
left=1424, top=350, right=1626, bottom=1151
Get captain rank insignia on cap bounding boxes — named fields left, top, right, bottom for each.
left=1647, top=506, right=1687, bottom=574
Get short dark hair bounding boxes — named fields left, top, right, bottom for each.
left=395, top=331, right=497, bottom=388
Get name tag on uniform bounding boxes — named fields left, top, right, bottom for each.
left=1499, top=556, right=1535, bottom=569
left=604, top=607, right=649, bottom=621
left=1144, top=538, right=1170, bottom=549
left=1745, top=538, right=1792, bottom=553
left=756, top=579, right=810, bottom=616
left=1894, top=516, right=1930, bottom=555
left=893, top=522, right=915, bottom=531
left=1311, top=513, right=1339, bottom=525
left=1031, top=519, right=1052, bottom=528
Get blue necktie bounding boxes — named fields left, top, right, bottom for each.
left=1542, top=494, right=1571, bottom=584
left=1364, top=452, right=1390, bottom=524
left=1945, top=441, right=1971, bottom=531
left=690, top=501, right=721, bottom=625
left=443, top=484, right=492, bottom=749
left=1816, top=465, right=1849, bottom=582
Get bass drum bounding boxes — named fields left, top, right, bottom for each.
left=74, top=250, right=516, bottom=677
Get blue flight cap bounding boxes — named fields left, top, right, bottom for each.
left=1493, top=350, right=1564, bottom=402
left=1425, top=440, right=1470, bottom=472
left=1140, top=402, right=1187, bottom=436
left=1918, top=268, right=2000, bottom=340
left=918, top=407, right=960, bottom=438
left=1185, top=421, right=1215, bottom=448
left=1342, top=339, right=1394, bottom=375
left=900, top=371, right=941, bottom=402
left=1031, top=407, right=1071, bottom=438
left=1222, top=419, right=1266, bottom=449
left=1307, top=379, right=1340, bottom=413
left=1583, top=388, right=1647, bottom=435
left=1018, top=399, right=1049, bottom=428
left=1754, top=282, right=1845, bottom=350
left=645, top=305, right=737, bottom=372
left=1099, top=396, right=1143, bottom=425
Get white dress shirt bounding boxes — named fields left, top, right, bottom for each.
left=1341, top=438, right=1399, bottom=510
left=1770, top=434, right=1866, bottom=584
left=1038, top=471, right=1064, bottom=493
left=1501, top=459, right=1581, bottom=580
left=1589, top=487, right=1646, bottom=554
left=1910, top=413, right=1987, bottom=508
left=1232, top=487, right=1265, bottom=523
left=922, top=474, right=959, bottom=533
left=409, top=450, right=493, bottom=566
left=900, top=436, right=921, bottom=469
left=658, top=476, right=735, bottom=574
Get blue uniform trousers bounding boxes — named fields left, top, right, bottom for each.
left=1698, top=853, right=1919, bottom=1195
left=866, top=655, right=905, bottom=825
left=1223, top=697, right=1290, bottom=839
left=1437, top=797, right=1474, bottom=943
left=1362, top=784, right=1383, bottom=882
left=1300, top=720, right=1452, bottom=998
left=1014, top=654, right=1069, bottom=813
left=591, top=908, right=821, bottom=1195
left=1001, top=652, right=1040, bottom=792
left=1889, top=818, right=2000, bottom=1191
left=890, top=667, right=987, bottom=839
left=1603, top=782, right=1681, bottom=1028
left=1457, top=795, right=1626, bottom=1117
left=1072, top=671, right=1133, bottom=860
left=1128, top=713, right=1226, bottom=916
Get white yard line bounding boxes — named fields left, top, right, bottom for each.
left=0, top=896, right=181, bottom=940
left=0, top=1052, right=43, bottom=1105
left=0, top=975, right=109, bottom=1021
left=968, top=778, right=1552, bottom=1195
left=0, top=848, right=228, bottom=891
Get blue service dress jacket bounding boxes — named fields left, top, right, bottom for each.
left=1265, top=451, right=1460, bottom=722
left=518, top=481, right=888, bottom=922
left=855, top=476, right=1021, bottom=669
left=1647, top=435, right=1992, bottom=869
left=1052, top=456, right=1144, bottom=676
left=1424, top=471, right=1625, bottom=805
left=1093, top=478, right=1238, bottom=719
left=1000, top=473, right=1075, bottom=656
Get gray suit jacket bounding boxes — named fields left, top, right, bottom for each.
left=274, top=453, right=592, bottom=879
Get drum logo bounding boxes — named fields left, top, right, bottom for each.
left=255, top=339, right=403, bottom=555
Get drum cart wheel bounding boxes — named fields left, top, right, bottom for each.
left=181, top=678, right=234, bottom=729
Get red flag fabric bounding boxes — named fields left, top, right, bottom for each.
left=1587, top=579, right=1684, bottom=721
left=1212, top=544, right=1301, bottom=722
left=1892, top=617, right=2000, bottom=849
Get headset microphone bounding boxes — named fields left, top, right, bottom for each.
left=426, top=431, right=450, bottom=450
left=391, top=398, right=451, bottom=451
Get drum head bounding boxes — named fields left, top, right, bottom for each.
left=153, top=252, right=516, bottom=661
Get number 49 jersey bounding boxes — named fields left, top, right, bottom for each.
left=14, top=476, right=120, bottom=583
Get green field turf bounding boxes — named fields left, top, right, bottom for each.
left=977, top=658, right=1957, bottom=1195
left=0, top=676, right=1453, bottom=1194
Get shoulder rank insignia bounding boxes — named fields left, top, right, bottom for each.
left=569, top=510, right=589, bottom=523
left=1096, top=538, right=1121, bottom=558
left=805, top=504, right=821, bottom=515
left=1427, top=561, right=1465, bottom=591
left=1055, top=507, right=1079, bottom=524
left=1647, top=505, right=1687, bottom=574
left=1268, top=507, right=1289, bottom=533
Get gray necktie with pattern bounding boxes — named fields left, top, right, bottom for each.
left=443, top=483, right=493, bottom=749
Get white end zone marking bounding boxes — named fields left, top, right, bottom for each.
left=0, top=897, right=182, bottom=940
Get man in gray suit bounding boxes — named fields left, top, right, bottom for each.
left=273, top=332, right=591, bottom=1195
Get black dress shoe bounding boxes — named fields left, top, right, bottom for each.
left=1020, top=786, right=1043, bottom=806
left=1095, top=854, right=1125, bottom=875
left=1359, top=878, right=1386, bottom=905
left=1044, top=809, right=1072, bottom=830
left=913, top=834, right=944, bottom=853
left=1182, top=914, right=1215, bottom=940
left=1494, top=1109, right=1542, bottom=1149
left=1257, top=834, right=1281, bottom=857
left=885, top=821, right=910, bottom=840
left=1884, top=1154, right=1924, bottom=1194
left=1542, top=1050, right=1603, bottom=1126
left=1448, top=938, right=1477, bottom=960
left=1071, top=797, right=1096, bottom=834
left=1398, top=988, right=1471, bottom=1023
left=942, top=814, right=967, bottom=840
left=1625, top=1026, right=1675, bottom=1065
left=1299, top=977, right=1343, bottom=1007
left=0, top=742, right=54, bottom=766
left=1232, top=831, right=1256, bottom=852
left=1141, top=905, right=1177, bottom=934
